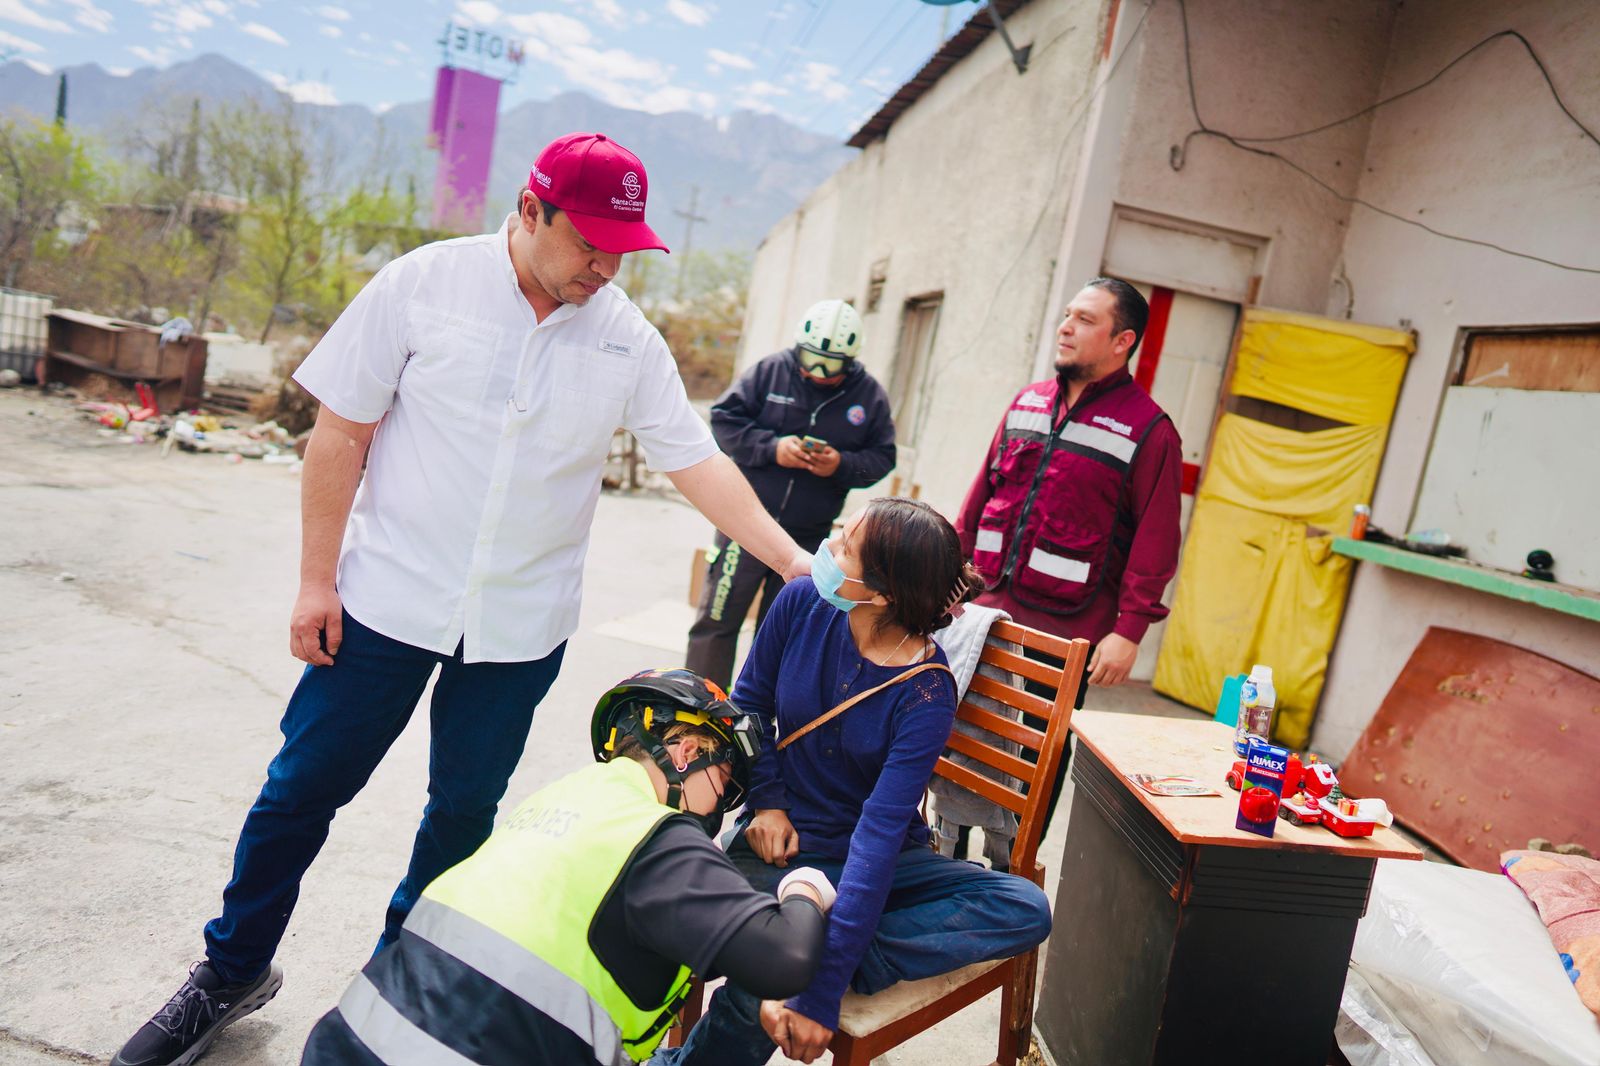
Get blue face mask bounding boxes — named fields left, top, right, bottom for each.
left=811, top=541, right=873, bottom=612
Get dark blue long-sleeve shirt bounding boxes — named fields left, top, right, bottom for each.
left=733, top=579, right=957, bottom=1029
left=712, top=349, right=897, bottom=544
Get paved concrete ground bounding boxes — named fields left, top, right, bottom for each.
left=0, top=388, right=1202, bottom=1066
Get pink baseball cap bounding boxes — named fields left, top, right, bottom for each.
left=527, top=132, right=670, bottom=254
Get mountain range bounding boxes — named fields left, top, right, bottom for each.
left=0, top=53, right=855, bottom=253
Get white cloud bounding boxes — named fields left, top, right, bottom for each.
left=285, top=78, right=337, bottom=105
left=63, top=0, right=114, bottom=32
left=241, top=20, right=287, bottom=45
left=22, top=57, right=51, bottom=73
left=202, top=0, right=229, bottom=12
left=706, top=47, right=753, bottom=73
left=665, top=0, right=710, bottom=27
left=562, top=43, right=664, bottom=84
left=504, top=11, right=591, bottom=48
left=590, top=0, right=626, bottom=28
left=106, top=65, right=131, bottom=75
left=316, top=4, right=351, bottom=20
left=0, top=0, right=74, bottom=34
left=374, top=100, right=393, bottom=114
left=0, top=27, right=43, bottom=52
left=145, top=3, right=214, bottom=34
left=320, top=23, right=341, bottom=37
left=455, top=0, right=501, bottom=26
left=634, top=84, right=716, bottom=114
left=739, top=79, right=788, bottom=98
left=392, top=39, right=411, bottom=53
left=801, top=60, right=848, bottom=102
left=128, top=43, right=173, bottom=64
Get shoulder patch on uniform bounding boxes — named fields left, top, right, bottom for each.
left=1092, top=414, right=1133, bottom=436
left=1017, top=390, right=1050, bottom=409
left=599, top=339, right=634, bottom=356
left=847, top=404, right=866, bottom=426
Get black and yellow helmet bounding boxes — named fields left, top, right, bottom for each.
left=591, top=669, right=761, bottom=822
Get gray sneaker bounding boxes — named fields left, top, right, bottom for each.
left=111, top=961, right=283, bottom=1066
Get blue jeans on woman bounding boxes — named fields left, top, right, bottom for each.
left=201, top=610, right=565, bottom=985
left=653, top=831, right=1052, bottom=1066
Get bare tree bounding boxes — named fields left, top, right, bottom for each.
left=206, top=99, right=332, bottom=342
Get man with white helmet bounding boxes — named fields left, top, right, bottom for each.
left=686, top=299, right=896, bottom=689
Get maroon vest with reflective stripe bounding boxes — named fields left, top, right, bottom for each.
left=971, top=370, right=1169, bottom=615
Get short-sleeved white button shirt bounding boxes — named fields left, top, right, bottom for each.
left=292, top=215, right=717, bottom=663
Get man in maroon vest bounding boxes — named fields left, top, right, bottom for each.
left=956, top=277, right=1183, bottom=830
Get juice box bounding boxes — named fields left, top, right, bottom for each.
left=1235, top=737, right=1291, bottom=838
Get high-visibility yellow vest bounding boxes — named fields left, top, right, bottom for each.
left=336, top=759, right=693, bottom=1065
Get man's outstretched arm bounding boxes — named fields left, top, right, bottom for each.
left=667, top=453, right=810, bottom=581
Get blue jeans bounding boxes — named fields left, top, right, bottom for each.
left=654, top=831, right=1052, bottom=1066
left=202, top=610, right=564, bottom=984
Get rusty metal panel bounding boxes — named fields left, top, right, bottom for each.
left=1339, top=626, right=1600, bottom=871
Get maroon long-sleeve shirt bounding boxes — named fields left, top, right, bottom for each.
left=955, top=370, right=1184, bottom=645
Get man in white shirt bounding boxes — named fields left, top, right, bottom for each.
left=112, top=132, right=809, bottom=1066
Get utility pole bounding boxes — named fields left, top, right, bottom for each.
left=673, top=185, right=707, bottom=303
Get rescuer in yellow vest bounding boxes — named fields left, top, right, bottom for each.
left=301, top=669, right=835, bottom=1065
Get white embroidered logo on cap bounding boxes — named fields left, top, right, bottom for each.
left=532, top=167, right=552, bottom=189
left=621, top=171, right=642, bottom=200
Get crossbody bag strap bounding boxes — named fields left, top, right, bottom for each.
left=777, top=662, right=954, bottom=752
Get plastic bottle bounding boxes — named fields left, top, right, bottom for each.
left=1232, top=664, right=1278, bottom=757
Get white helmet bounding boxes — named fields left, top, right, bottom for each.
left=795, top=299, right=862, bottom=380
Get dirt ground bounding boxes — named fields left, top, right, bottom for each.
left=0, top=387, right=1194, bottom=1065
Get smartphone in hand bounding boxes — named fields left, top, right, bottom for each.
left=801, top=435, right=828, bottom=453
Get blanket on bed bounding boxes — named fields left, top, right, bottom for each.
left=1502, top=850, right=1600, bottom=1018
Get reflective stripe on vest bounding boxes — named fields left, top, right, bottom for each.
left=337, top=760, right=689, bottom=1064
left=974, top=373, right=1168, bottom=614
left=339, top=975, right=479, bottom=1066
left=1004, top=408, right=1052, bottom=440
left=404, top=897, right=629, bottom=1066
left=1058, top=421, right=1136, bottom=464
left=425, top=759, right=690, bottom=1062
left=1026, top=545, right=1091, bottom=584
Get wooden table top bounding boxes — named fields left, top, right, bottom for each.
left=1071, top=710, right=1423, bottom=861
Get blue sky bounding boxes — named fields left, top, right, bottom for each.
left=0, top=0, right=973, bottom=136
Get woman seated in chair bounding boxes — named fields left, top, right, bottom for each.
left=655, top=498, right=1053, bottom=1065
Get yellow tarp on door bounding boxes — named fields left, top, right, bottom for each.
left=1153, top=310, right=1413, bottom=749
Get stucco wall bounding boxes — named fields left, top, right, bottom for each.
left=737, top=0, right=1110, bottom=516
left=1106, top=0, right=1396, bottom=314
left=1315, top=0, right=1600, bottom=756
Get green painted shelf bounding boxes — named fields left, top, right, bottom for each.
left=1332, top=537, right=1600, bottom=623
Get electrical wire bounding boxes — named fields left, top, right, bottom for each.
left=1170, top=0, right=1600, bottom=276
left=802, top=3, right=930, bottom=134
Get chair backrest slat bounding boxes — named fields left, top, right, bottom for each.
left=955, top=701, right=1046, bottom=751
left=932, top=627, right=1090, bottom=880
left=980, top=645, right=1068, bottom=691
left=932, top=755, right=1029, bottom=814
left=942, top=728, right=1036, bottom=785
left=966, top=672, right=1053, bottom=721
left=989, top=618, right=1079, bottom=660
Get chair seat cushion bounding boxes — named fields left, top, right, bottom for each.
left=837, top=959, right=1006, bottom=1036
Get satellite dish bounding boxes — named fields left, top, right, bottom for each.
left=920, top=0, right=1029, bottom=73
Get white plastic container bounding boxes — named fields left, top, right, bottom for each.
left=1231, top=664, right=1278, bottom=757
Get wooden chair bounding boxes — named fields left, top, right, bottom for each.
left=668, top=621, right=1090, bottom=1065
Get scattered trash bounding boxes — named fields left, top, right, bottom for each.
left=174, top=550, right=210, bottom=562
left=55, top=572, right=76, bottom=582
left=0, top=368, right=19, bottom=388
